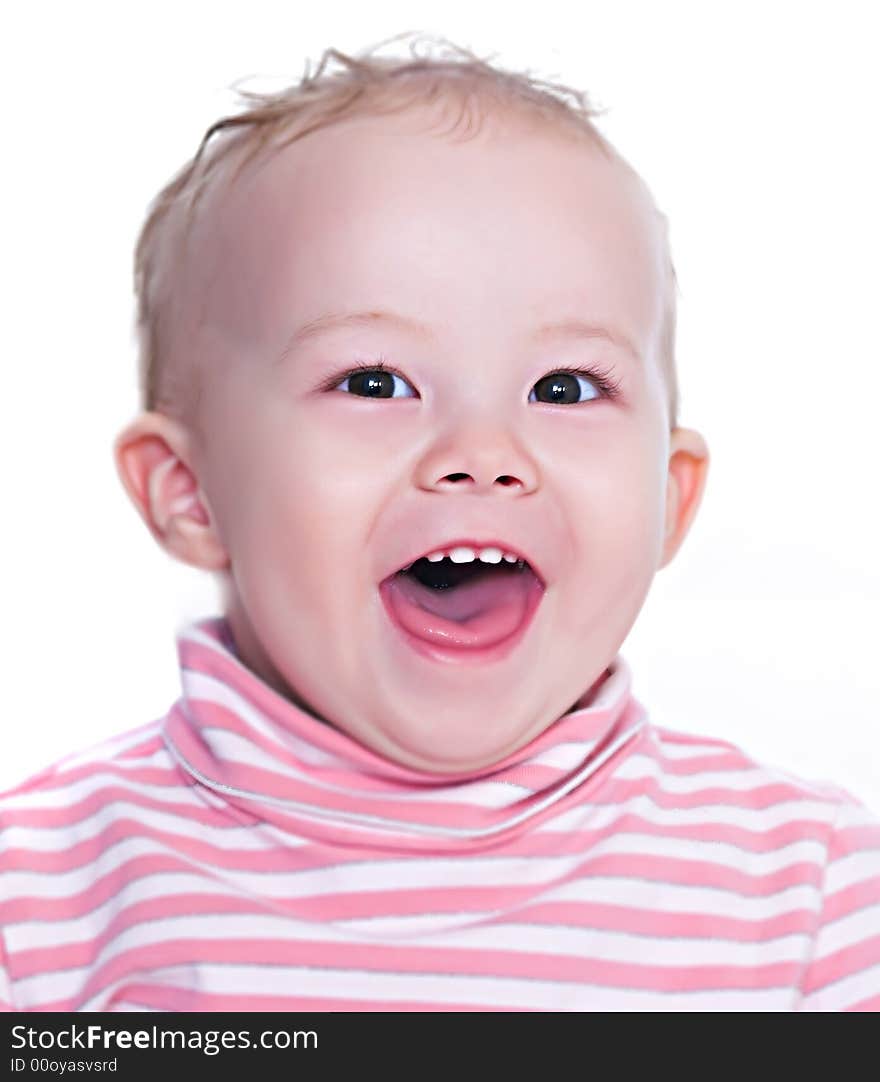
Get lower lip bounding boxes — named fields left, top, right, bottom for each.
left=378, top=573, right=546, bottom=666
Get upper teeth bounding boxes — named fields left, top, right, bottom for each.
left=401, top=545, right=523, bottom=572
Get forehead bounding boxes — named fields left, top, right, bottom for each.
left=185, top=103, right=666, bottom=366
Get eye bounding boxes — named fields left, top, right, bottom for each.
left=529, top=365, right=622, bottom=405
left=328, top=360, right=416, bottom=399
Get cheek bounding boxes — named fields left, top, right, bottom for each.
left=553, top=450, right=662, bottom=648
left=560, top=437, right=666, bottom=569
left=558, top=425, right=660, bottom=511
left=222, top=438, right=384, bottom=600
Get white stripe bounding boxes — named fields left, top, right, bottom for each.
left=69, top=962, right=795, bottom=1013
left=2, top=781, right=842, bottom=857
left=799, top=961, right=880, bottom=1011
left=402, top=920, right=811, bottom=966
left=3, top=863, right=824, bottom=947
left=0, top=946, right=12, bottom=1007
left=1, top=801, right=289, bottom=853
left=543, top=794, right=838, bottom=833
left=5, top=910, right=814, bottom=975
left=2, top=825, right=833, bottom=951
left=823, top=849, right=880, bottom=894
left=651, top=739, right=735, bottom=761
left=334, top=915, right=813, bottom=966
left=48, top=722, right=164, bottom=773
left=0, top=848, right=578, bottom=899
left=615, top=756, right=810, bottom=793
left=516, top=739, right=605, bottom=771
left=0, top=770, right=202, bottom=813
left=832, top=804, right=880, bottom=829
left=0, top=748, right=173, bottom=809
left=0, top=842, right=630, bottom=899
left=591, top=832, right=826, bottom=876
left=4, top=872, right=298, bottom=949
left=0, top=826, right=831, bottom=900
left=0, top=748, right=172, bottom=800
left=547, top=874, right=822, bottom=920
left=812, top=902, right=880, bottom=957
left=336, top=908, right=796, bottom=940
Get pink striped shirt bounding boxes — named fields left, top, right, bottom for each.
left=1, top=616, right=878, bottom=1012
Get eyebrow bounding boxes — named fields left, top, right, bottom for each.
left=277, top=309, right=641, bottom=363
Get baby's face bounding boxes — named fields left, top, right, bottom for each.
left=170, top=103, right=706, bottom=772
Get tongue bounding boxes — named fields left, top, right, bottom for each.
left=383, top=567, right=534, bottom=648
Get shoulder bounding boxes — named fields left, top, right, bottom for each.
left=797, top=796, right=880, bottom=1011
left=0, top=719, right=202, bottom=1012
left=633, top=722, right=880, bottom=1010
left=0, top=719, right=169, bottom=807
left=0, top=719, right=185, bottom=854
left=620, top=718, right=878, bottom=887
left=635, top=720, right=873, bottom=818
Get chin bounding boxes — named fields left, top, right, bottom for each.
left=362, top=716, right=542, bottom=775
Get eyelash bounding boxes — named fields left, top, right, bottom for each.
left=317, top=356, right=623, bottom=401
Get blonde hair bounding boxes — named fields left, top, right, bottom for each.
left=133, top=30, right=679, bottom=430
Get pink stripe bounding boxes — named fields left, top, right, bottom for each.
left=1, top=808, right=836, bottom=878
left=10, top=878, right=805, bottom=930
left=821, top=877, right=880, bottom=924
left=2, top=762, right=196, bottom=802
left=2, top=821, right=336, bottom=876
left=1, top=853, right=238, bottom=923
left=802, top=935, right=880, bottom=993
left=0, top=730, right=165, bottom=799
left=58, top=937, right=803, bottom=1012
left=0, top=843, right=828, bottom=930
left=0, top=785, right=240, bottom=831
left=846, top=993, right=880, bottom=1012
left=828, top=822, right=880, bottom=858
left=41, top=984, right=531, bottom=1012
left=202, top=766, right=835, bottom=851
left=597, top=775, right=839, bottom=811
left=9, top=893, right=821, bottom=983
left=1, top=874, right=545, bottom=928
left=568, top=852, right=822, bottom=894
left=649, top=751, right=764, bottom=777
left=653, top=728, right=740, bottom=752
left=508, top=899, right=816, bottom=942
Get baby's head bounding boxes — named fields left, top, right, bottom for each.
left=114, top=33, right=709, bottom=774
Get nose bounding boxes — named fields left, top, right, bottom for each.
left=414, top=419, right=539, bottom=496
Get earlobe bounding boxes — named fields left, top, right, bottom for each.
left=659, top=427, right=710, bottom=568
left=112, top=414, right=230, bottom=572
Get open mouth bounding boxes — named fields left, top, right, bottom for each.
left=378, top=554, right=546, bottom=663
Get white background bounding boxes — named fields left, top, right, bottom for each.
left=2, top=1, right=878, bottom=810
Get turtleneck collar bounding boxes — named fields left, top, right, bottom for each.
left=162, top=616, right=648, bottom=853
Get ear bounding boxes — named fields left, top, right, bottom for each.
left=112, top=411, right=230, bottom=571
left=659, top=426, right=710, bottom=569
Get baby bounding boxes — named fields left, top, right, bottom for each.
left=2, top=34, right=878, bottom=1013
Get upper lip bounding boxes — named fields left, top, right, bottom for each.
left=379, top=536, right=548, bottom=589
